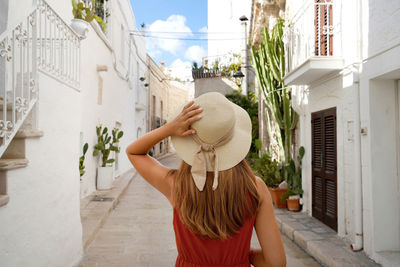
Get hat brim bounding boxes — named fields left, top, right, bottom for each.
left=170, top=100, right=252, bottom=171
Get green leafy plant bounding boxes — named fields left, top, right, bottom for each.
left=72, top=0, right=106, bottom=31
left=225, top=89, right=259, bottom=155
left=251, top=18, right=298, bottom=165
left=79, top=142, right=89, bottom=179
left=281, top=146, right=305, bottom=202
left=250, top=152, right=284, bottom=188
left=93, top=124, right=124, bottom=167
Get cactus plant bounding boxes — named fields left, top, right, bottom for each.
left=79, top=142, right=89, bottom=179
left=72, top=0, right=106, bottom=31
left=250, top=18, right=298, bottom=164
left=93, top=124, right=124, bottom=167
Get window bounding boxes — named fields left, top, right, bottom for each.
left=152, top=95, right=156, bottom=130
left=314, top=0, right=333, bottom=56
left=160, top=100, right=163, bottom=122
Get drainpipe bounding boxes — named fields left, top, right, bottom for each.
left=351, top=0, right=363, bottom=251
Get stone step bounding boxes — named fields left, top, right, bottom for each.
left=274, top=208, right=381, bottom=267
left=0, top=194, right=9, bottom=207
left=0, top=158, right=29, bottom=171
left=15, top=128, right=44, bottom=139
left=1, top=128, right=43, bottom=159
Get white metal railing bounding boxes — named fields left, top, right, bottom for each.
left=37, top=0, right=80, bottom=89
left=284, top=0, right=340, bottom=74
left=0, top=0, right=80, bottom=157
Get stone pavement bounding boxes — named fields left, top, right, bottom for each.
left=80, top=169, right=136, bottom=250
left=79, top=154, right=320, bottom=267
left=274, top=208, right=381, bottom=267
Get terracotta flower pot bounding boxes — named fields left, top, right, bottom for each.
left=286, top=198, right=300, bottom=211
left=268, top=187, right=287, bottom=208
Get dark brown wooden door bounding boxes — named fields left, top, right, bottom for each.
left=311, top=107, right=337, bottom=231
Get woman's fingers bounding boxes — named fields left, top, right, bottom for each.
left=182, top=102, right=200, bottom=115
left=183, top=100, right=195, bottom=110
left=181, top=129, right=196, bottom=137
left=187, top=115, right=202, bottom=124
left=184, top=107, right=202, bottom=119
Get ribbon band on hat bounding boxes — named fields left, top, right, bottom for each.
left=190, top=123, right=235, bottom=191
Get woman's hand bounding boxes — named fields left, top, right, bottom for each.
left=167, top=100, right=203, bottom=137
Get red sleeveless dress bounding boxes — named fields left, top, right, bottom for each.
left=173, top=208, right=256, bottom=267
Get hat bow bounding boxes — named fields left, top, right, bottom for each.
left=190, top=126, right=234, bottom=191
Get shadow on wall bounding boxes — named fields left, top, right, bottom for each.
left=194, top=77, right=239, bottom=97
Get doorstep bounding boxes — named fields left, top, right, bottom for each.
left=80, top=168, right=137, bottom=250
left=274, top=208, right=381, bottom=267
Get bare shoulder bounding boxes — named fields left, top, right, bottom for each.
left=255, top=176, right=273, bottom=206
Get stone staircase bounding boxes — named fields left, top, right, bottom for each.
left=0, top=111, right=43, bottom=207
left=0, top=0, right=80, bottom=208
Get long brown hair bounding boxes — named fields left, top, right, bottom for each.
left=170, top=159, right=259, bottom=240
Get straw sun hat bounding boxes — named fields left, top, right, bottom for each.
left=170, top=92, right=252, bottom=191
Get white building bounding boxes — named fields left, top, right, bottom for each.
left=283, top=0, right=400, bottom=265
left=0, top=0, right=147, bottom=266
left=207, top=0, right=255, bottom=95
left=207, top=0, right=251, bottom=65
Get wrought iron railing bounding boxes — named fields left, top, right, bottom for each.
left=37, top=0, right=80, bottom=88
left=192, top=69, right=221, bottom=79
left=0, top=0, right=80, bottom=157
left=284, top=0, right=340, bottom=74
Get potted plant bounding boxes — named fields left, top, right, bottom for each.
left=71, top=0, right=106, bottom=38
left=79, top=142, right=89, bottom=181
left=282, top=146, right=305, bottom=211
left=251, top=152, right=287, bottom=208
left=93, top=124, right=123, bottom=190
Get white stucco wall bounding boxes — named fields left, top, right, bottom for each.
left=367, top=0, right=400, bottom=57
left=293, top=72, right=357, bottom=239
left=0, top=0, right=147, bottom=265
left=288, top=0, right=400, bottom=263
left=79, top=0, right=147, bottom=198
left=0, top=73, right=83, bottom=267
left=194, top=77, right=239, bottom=97
left=287, top=0, right=361, bottom=243
left=359, top=43, right=400, bottom=263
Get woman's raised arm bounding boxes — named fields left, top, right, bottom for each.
left=125, top=101, right=202, bottom=202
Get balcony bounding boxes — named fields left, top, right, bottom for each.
left=283, top=0, right=343, bottom=86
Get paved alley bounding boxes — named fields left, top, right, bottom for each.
left=79, top=154, right=320, bottom=267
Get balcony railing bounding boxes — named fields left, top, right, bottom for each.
left=0, top=0, right=80, bottom=157
left=192, top=69, right=221, bottom=79
left=284, top=0, right=343, bottom=85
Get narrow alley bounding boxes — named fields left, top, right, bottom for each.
left=79, top=154, right=320, bottom=267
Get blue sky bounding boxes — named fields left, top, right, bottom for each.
left=130, top=0, right=208, bottom=80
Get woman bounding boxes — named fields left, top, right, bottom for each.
left=126, top=92, right=286, bottom=266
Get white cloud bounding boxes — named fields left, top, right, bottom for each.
left=146, top=15, right=192, bottom=56
left=198, top=26, right=208, bottom=33
left=166, top=59, right=193, bottom=82
left=184, top=45, right=207, bottom=64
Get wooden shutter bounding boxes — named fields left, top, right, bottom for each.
left=314, top=0, right=333, bottom=56
left=312, top=107, right=337, bottom=231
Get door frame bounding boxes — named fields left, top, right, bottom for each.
left=311, top=107, right=338, bottom=231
